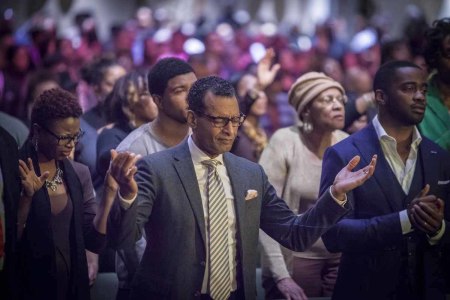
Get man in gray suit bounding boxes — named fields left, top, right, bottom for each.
left=111, top=76, right=377, bottom=299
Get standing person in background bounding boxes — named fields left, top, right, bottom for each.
left=231, top=48, right=279, bottom=162
left=231, top=87, right=268, bottom=162
left=75, top=56, right=127, bottom=278
left=112, top=57, right=197, bottom=300
left=0, top=44, right=34, bottom=121
left=17, top=88, right=138, bottom=300
left=320, top=61, right=450, bottom=300
left=420, top=17, right=450, bottom=151
left=259, top=72, right=348, bottom=299
left=97, top=70, right=158, bottom=179
left=79, top=56, right=127, bottom=129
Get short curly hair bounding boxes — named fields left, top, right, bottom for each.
left=423, top=18, right=450, bottom=70
left=31, top=88, right=82, bottom=129
left=147, top=57, right=194, bottom=97
left=188, top=76, right=235, bottom=114
left=373, top=60, right=421, bottom=92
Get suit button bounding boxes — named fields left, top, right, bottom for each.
left=194, top=291, right=201, bottom=297
left=200, top=261, right=206, bottom=267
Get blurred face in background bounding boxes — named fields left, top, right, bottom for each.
left=128, top=78, right=158, bottom=126
left=436, top=34, right=450, bottom=81
left=248, top=89, right=268, bottom=117
left=96, top=65, right=126, bottom=102
left=13, top=46, right=31, bottom=73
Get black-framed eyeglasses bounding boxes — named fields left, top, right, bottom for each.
left=41, top=126, right=85, bottom=145
left=316, top=95, right=348, bottom=106
left=196, top=112, right=246, bottom=128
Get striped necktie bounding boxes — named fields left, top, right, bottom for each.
left=202, top=159, right=231, bottom=300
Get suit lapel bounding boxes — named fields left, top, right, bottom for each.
left=172, top=142, right=207, bottom=248
left=223, top=152, right=246, bottom=265
left=418, top=139, right=439, bottom=195
left=223, top=153, right=246, bottom=231
left=353, top=125, right=404, bottom=212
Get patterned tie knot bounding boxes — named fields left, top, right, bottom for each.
left=201, top=159, right=221, bottom=171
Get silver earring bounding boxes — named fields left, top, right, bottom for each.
left=301, top=114, right=313, bottom=134
left=302, top=121, right=313, bottom=134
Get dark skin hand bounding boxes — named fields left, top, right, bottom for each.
left=407, top=184, right=444, bottom=236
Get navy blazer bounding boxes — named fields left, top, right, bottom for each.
left=0, top=127, right=21, bottom=299
left=111, top=141, right=350, bottom=300
left=320, top=123, right=450, bottom=300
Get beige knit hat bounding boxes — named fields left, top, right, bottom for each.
left=288, top=72, right=345, bottom=120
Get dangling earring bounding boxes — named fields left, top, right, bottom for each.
left=301, top=114, right=313, bottom=134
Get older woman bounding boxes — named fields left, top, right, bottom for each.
left=259, top=72, right=349, bottom=299
left=17, top=88, right=138, bottom=300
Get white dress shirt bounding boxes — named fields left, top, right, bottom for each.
left=372, top=116, right=444, bottom=243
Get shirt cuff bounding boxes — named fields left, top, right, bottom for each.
left=329, top=186, right=347, bottom=207
left=428, top=221, right=446, bottom=245
left=118, top=189, right=137, bottom=210
left=399, top=210, right=413, bottom=234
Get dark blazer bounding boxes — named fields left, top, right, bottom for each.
left=110, top=140, right=350, bottom=300
left=319, top=123, right=450, bottom=300
left=18, top=141, right=106, bottom=300
left=0, top=127, right=21, bottom=299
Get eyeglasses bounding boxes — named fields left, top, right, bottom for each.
left=41, top=126, right=85, bottom=145
left=316, top=95, right=348, bottom=106
left=197, top=112, right=246, bottom=128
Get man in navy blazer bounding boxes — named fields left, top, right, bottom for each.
left=320, top=60, right=450, bottom=300
left=111, top=76, right=377, bottom=299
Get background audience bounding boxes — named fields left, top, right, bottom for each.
left=0, top=2, right=449, bottom=299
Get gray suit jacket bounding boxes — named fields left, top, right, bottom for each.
left=111, top=141, right=349, bottom=299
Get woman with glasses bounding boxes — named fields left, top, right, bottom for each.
left=16, top=88, right=139, bottom=300
left=259, top=72, right=348, bottom=299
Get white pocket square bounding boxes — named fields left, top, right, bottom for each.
left=438, top=180, right=450, bottom=185
left=245, top=189, right=258, bottom=201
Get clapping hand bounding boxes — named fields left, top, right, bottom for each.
left=332, top=155, right=377, bottom=200
left=408, top=184, right=444, bottom=236
left=104, top=150, right=140, bottom=200
left=19, top=158, right=50, bottom=198
left=257, top=48, right=281, bottom=89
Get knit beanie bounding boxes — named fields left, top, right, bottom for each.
left=288, top=72, right=345, bottom=121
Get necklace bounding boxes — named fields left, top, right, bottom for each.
left=45, top=167, right=63, bottom=191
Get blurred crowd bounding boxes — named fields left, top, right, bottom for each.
left=0, top=4, right=435, bottom=138
left=1, top=3, right=450, bottom=300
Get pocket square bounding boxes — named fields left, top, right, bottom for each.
left=245, top=189, right=258, bottom=201
left=438, top=180, right=450, bottom=185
